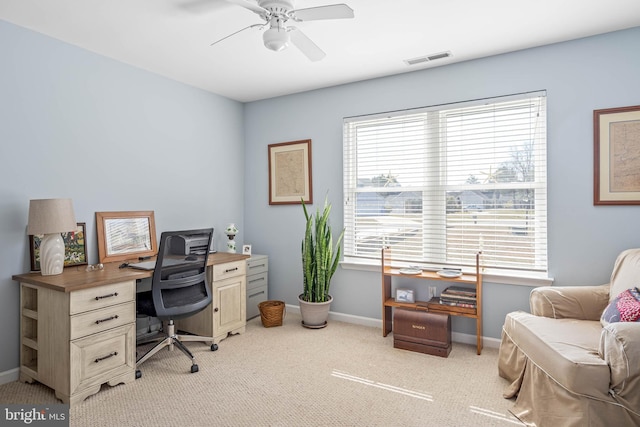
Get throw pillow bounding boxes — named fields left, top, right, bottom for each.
left=601, top=287, right=640, bottom=326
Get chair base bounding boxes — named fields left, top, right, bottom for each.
left=135, top=319, right=215, bottom=376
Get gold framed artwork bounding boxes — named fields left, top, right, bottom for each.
left=96, top=211, right=157, bottom=263
left=268, top=139, right=313, bottom=205
left=594, top=105, right=640, bottom=205
left=29, top=222, right=87, bottom=271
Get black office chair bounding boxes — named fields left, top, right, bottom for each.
left=135, top=228, right=215, bottom=378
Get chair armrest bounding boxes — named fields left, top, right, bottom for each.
left=529, top=284, right=610, bottom=320
left=600, top=322, right=640, bottom=407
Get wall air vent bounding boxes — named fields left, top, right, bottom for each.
left=404, top=51, right=452, bottom=66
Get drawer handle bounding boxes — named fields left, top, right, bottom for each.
left=248, top=278, right=265, bottom=284
left=224, top=267, right=239, bottom=273
left=95, top=352, right=118, bottom=363
left=95, top=315, right=119, bottom=324
left=248, top=290, right=265, bottom=298
left=95, top=292, right=119, bottom=300
left=249, top=263, right=266, bottom=270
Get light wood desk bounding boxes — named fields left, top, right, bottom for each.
left=13, top=252, right=249, bottom=406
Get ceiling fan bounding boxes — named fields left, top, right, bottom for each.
left=211, top=0, right=354, bottom=61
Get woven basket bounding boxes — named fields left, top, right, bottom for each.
left=258, top=300, right=286, bottom=327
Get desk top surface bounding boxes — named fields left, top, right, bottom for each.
left=13, top=252, right=250, bottom=293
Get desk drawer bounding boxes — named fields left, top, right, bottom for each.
left=212, top=261, right=245, bottom=282
left=70, top=281, right=135, bottom=315
left=247, top=285, right=268, bottom=320
left=247, top=256, right=268, bottom=276
left=70, top=302, right=135, bottom=340
left=70, top=323, right=135, bottom=395
left=246, top=271, right=268, bottom=292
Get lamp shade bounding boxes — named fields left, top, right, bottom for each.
left=27, top=198, right=77, bottom=235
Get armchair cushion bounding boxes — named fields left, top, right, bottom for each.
left=600, top=287, right=640, bottom=326
left=501, top=311, right=609, bottom=397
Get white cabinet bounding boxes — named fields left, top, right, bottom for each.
left=246, top=255, right=268, bottom=320
left=176, top=257, right=247, bottom=345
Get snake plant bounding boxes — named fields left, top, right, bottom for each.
left=301, top=196, right=344, bottom=303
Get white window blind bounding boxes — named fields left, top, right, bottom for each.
left=343, top=91, right=547, bottom=272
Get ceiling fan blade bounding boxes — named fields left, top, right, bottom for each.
left=289, top=27, right=326, bottom=62
left=225, top=0, right=269, bottom=16
left=292, top=4, right=354, bottom=21
left=210, top=23, right=265, bottom=46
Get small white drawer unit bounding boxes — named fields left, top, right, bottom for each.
left=246, top=255, right=268, bottom=320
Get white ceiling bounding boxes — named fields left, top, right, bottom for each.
left=2, top=0, right=640, bottom=102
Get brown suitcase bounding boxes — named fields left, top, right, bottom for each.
left=393, top=309, right=452, bottom=357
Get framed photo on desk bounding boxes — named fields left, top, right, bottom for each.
left=96, top=211, right=157, bottom=263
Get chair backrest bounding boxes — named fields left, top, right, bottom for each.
left=609, top=248, right=640, bottom=302
left=151, top=228, right=213, bottom=320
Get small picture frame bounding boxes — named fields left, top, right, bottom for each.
left=396, top=288, right=415, bottom=303
left=242, top=244, right=252, bottom=255
left=29, top=222, right=87, bottom=271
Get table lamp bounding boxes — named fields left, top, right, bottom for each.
left=225, top=223, right=238, bottom=253
left=27, top=198, right=77, bottom=276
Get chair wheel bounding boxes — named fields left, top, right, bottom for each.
left=211, top=343, right=218, bottom=351
left=191, top=364, right=199, bottom=373
left=135, top=370, right=142, bottom=379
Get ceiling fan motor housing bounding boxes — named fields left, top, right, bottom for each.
left=258, top=0, right=295, bottom=16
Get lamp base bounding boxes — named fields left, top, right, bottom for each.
left=39, top=233, right=65, bottom=275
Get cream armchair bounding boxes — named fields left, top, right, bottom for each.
left=498, top=248, right=640, bottom=427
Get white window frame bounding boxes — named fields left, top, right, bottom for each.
left=342, top=91, right=548, bottom=277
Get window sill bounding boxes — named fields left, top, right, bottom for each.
left=340, top=258, right=554, bottom=287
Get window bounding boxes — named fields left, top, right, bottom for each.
left=343, top=92, right=547, bottom=272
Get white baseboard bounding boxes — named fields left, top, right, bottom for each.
left=0, top=368, right=19, bottom=385
left=286, top=304, right=501, bottom=349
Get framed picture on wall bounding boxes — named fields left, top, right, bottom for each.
left=29, top=222, right=87, bottom=271
left=594, top=105, right=640, bottom=205
left=268, top=139, right=313, bottom=205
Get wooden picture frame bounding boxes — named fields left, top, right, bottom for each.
left=268, top=139, right=313, bottom=205
left=96, top=211, right=157, bottom=263
left=29, top=222, right=87, bottom=271
left=594, top=105, right=640, bottom=205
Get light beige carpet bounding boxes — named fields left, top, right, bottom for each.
left=1, top=313, right=523, bottom=426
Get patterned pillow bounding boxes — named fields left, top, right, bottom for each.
left=601, top=287, right=640, bottom=326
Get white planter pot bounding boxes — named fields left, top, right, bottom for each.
left=298, top=294, right=332, bottom=329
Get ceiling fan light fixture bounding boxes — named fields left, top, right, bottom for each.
left=263, top=28, right=290, bottom=51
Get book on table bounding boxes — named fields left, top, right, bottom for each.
left=439, top=286, right=477, bottom=308
left=441, top=286, right=476, bottom=297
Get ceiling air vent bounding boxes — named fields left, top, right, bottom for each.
left=404, top=51, right=452, bottom=66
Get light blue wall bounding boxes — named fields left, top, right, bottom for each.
left=0, top=20, right=245, bottom=371
left=243, top=27, right=640, bottom=339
